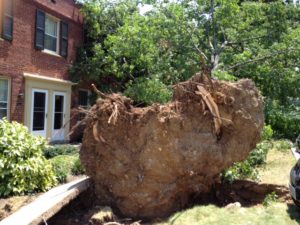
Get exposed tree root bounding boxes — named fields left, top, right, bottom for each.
left=80, top=73, right=264, bottom=219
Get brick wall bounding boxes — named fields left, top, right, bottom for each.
left=0, top=0, right=83, bottom=123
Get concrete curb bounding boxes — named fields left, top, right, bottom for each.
left=0, top=177, right=90, bottom=225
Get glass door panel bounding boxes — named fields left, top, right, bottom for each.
left=52, top=92, right=65, bottom=141
left=31, top=90, right=48, bottom=137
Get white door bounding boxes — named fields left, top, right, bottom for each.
left=52, top=92, right=66, bottom=141
left=31, top=89, right=48, bottom=137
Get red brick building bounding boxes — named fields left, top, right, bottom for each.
left=0, top=0, right=85, bottom=142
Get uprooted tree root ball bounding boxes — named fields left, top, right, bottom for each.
left=80, top=74, right=264, bottom=219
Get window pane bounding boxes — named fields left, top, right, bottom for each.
left=54, top=113, right=63, bottom=129
left=45, top=16, right=57, bottom=36
left=0, top=80, right=8, bottom=102
left=34, top=92, right=46, bottom=109
left=33, top=112, right=45, bottom=130
left=79, top=91, right=88, bottom=107
left=55, top=95, right=64, bottom=112
left=33, top=92, right=46, bottom=131
left=45, top=35, right=57, bottom=52
left=54, top=95, right=64, bottom=129
left=0, top=102, right=8, bottom=109
left=0, top=109, right=7, bottom=119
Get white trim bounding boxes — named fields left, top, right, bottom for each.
left=24, top=72, right=76, bottom=85
left=41, top=49, right=62, bottom=58
left=0, top=77, right=11, bottom=120
left=31, top=89, right=48, bottom=137
left=52, top=91, right=66, bottom=141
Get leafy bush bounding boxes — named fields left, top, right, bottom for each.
left=261, top=124, right=273, bottom=141
left=266, top=101, right=300, bottom=140
left=71, top=157, right=85, bottom=175
left=222, top=141, right=273, bottom=183
left=124, top=77, right=172, bottom=105
left=0, top=119, right=57, bottom=196
left=50, top=155, right=77, bottom=183
left=50, top=154, right=85, bottom=183
left=44, top=144, right=79, bottom=159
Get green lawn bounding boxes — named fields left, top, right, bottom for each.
left=154, top=203, right=300, bottom=225
left=152, top=140, right=299, bottom=225
left=259, top=140, right=296, bottom=186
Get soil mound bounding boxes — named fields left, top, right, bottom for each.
left=80, top=74, right=264, bottom=219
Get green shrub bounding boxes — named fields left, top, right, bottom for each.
left=0, top=119, right=57, bottom=197
left=266, top=101, right=300, bottom=140
left=222, top=141, right=272, bottom=183
left=44, top=144, right=79, bottom=159
left=222, top=161, right=259, bottom=183
left=247, top=141, right=272, bottom=166
left=50, top=154, right=85, bottom=183
left=261, top=124, right=273, bottom=141
left=50, top=155, right=77, bottom=183
left=71, top=157, right=85, bottom=175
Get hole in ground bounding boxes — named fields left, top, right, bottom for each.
left=45, top=180, right=291, bottom=225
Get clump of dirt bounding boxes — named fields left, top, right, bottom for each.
left=80, top=74, right=264, bottom=219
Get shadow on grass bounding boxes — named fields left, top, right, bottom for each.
left=287, top=203, right=300, bottom=223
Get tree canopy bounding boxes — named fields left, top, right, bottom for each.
left=71, top=0, right=300, bottom=138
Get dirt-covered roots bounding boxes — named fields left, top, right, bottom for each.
left=80, top=74, right=264, bottom=219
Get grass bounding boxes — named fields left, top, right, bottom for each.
left=152, top=140, right=299, bottom=225
left=154, top=203, right=300, bottom=225
left=258, top=140, right=296, bottom=185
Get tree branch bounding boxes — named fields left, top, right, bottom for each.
left=226, top=48, right=300, bottom=70
left=185, top=26, right=209, bottom=61
left=226, top=34, right=269, bottom=46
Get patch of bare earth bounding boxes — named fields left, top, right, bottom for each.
left=0, top=195, right=38, bottom=221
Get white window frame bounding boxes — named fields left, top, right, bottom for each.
left=43, top=13, right=60, bottom=55
left=0, top=77, right=11, bottom=120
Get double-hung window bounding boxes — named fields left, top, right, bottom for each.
left=44, top=15, right=59, bottom=53
left=0, top=79, right=9, bottom=120
left=35, top=9, right=68, bottom=57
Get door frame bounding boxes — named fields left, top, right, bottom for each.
left=31, top=89, right=48, bottom=137
left=52, top=91, right=66, bottom=141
